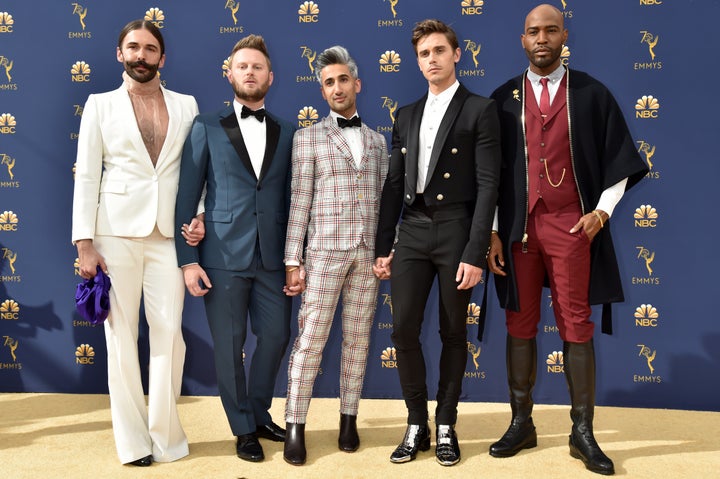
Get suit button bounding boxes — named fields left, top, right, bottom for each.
left=436, top=194, right=444, bottom=201
left=443, top=172, right=450, bottom=179
left=406, top=194, right=411, bottom=200
left=357, top=173, right=362, bottom=179
left=358, top=193, right=363, bottom=199
left=451, top=148, right=458, bottom=154
left=401, top=147, right=407, bottom=154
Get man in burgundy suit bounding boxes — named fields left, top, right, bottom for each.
left=282, top=45, right=389, bottom=466
left=487, top=5, right=647, bottom=476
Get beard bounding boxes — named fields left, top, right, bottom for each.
left=124, top=60, right=160, bottom=83
left=231, top=77, right=271, bottom=103
left=526, top=46, right=562, bottom=70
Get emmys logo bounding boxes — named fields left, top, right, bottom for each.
left=0, top=299, right=19, bottom=320
left=1, top=153, right=15, bottom=179
left=386, top=0, right=399, bottom=18
left=381, top=293, right=393, bottom=315
left=2, top=247, right=18, bottom=275
left=222, top=56, right=231, bottom=78
left=296, top=46, right=317, bottom=82
left=380, top=96, right=398, bottom=125
left=461, top=0, right=484, bottom=16
left=467, top=341, right=481, bottom=369
left=632, top=246, right=659, bottom=285
left=379, top=51, right=401, bottom=73
left=466, top=302, right=480, bottom=325
left=637, top=344, right=656, bottom=374
left=634, top=31, right=662, bottom=70
left=2, top=335, right=18, bottom=362
left=298, top=1, right=319, bottom=23
left=559, top=0, right=573, bottom=18
left=458, top=40, right=485, bottom=78
left=636, top=140, right=658, bottom=177
left=0, top=113, right=16, bottom=134
left=297, top=106, right=319, bottom=128
left=380, top=346, right=397, bottom=368
left=70, top=61, right=91, bottom=82
left=635, top=95, right=660, bottom=119
left=75, top=344, right=96, bottom=365
left=378, top=0, right=402, bottom=27
left=0, top=211, right=18, bottom=231
left=0, top=12, right=14, bottom=33
left=72, top=3, right=88, bottom=30
left=546, top=350, right=564, bottom=373
left=634, top=304, right=659, bottom=327
left=0, top=55, right=15, bottom=87
left=225, top=0, right=240, bottom=25
left=634, top=204, right=658, bottom=228
left=145, top=8, right=165, bottom=29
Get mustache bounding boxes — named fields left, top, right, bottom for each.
left=126, top=60, right=155, bottom=69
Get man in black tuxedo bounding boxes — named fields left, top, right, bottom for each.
left=374, top=19, right=501, bottom=467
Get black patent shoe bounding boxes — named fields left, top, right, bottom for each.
left=128, top=455, right=152, bottom=467
left=256, top=421, right=286, bottom=442
left=569, top=428, right=615, bottom=475
left=390, top=424, right=430, bottom=463
left=236, top=434, right=264, bottom=462
left=435, top=425, right=461, bottom=466
left=489, top=416, right=538, bottom=458
left=283, top=423, right=306, bottom=466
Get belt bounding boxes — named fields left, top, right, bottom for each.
left=403, top=196, right=472, bottom=222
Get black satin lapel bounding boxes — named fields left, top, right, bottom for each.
left=426, top=86, right=470, bottom=185
left=257, top=116, right=280, bottom=184
left=220, top=111, right=256, bottom=180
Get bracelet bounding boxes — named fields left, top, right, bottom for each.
left=592, top=210, right=605, bottom=228
left=491, top=230, right=498, bottom=235
left=285, top=266, right=299, bottom=273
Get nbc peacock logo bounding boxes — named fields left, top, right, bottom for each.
left=0, top=210, right=18, bottom=231
left=634, top=304, right=659, bottom=327
left=70, top=61, right=91, bottom=82
left=0, top=299, right=19, bottom=320
left=297, top=106, right=318, bottom=128
left=546, top=350, right=564, bottom=373
left=634, top=204, right=658, bottom=228
left=0, top=113, right=16, bottom=134
left=635, top=95, right=660, bottom=119
left=461, top=0, right=483, bottom=15
left=466, top=302, right=480, bottom=325
left=145, top=7, right=165, bottom=28
left=222, top=56, right=232, bottom=78
left=298, top=1, right=319, bottom=23
left=379, top=50, right=401, bottom=73
left=75, top=344, right=96, bottom=365
left=380, top=346, right=397, bottom=368
left=0, top=12, right=14, bottom=33
left=561, top=45, right=571, bottom=65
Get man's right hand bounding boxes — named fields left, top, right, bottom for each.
left=487, top=232, right=506, bottom=276
left=373, top=254, right=393, bottom=280
left=76, top=239, right=107, bottom=279
left=182, top=264, right=212, bottom=296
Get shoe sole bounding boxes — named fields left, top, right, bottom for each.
left=489, top=438, right=538, bottom=458
left=569, top=444, right=615, bottom=475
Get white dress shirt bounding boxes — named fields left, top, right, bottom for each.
left=233, top=99, right=266, bottom=179
left=330, top=110, right=363, bottom=168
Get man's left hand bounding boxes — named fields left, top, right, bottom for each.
left=182, top=213, right=205, bottom=246
left=570, top=209, right=607, bottom=242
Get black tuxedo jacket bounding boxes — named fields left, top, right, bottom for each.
left=375, top=83, right=501, bottom=268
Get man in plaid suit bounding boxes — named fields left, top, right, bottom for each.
left=282, top=46, right=389, bottom=466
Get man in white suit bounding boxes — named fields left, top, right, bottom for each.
left=282, top=45, right=389, bottom=465
left=72, top=20, right=199, bottom=467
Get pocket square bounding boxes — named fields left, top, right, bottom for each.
left=75, top=265, right=111, bottom=325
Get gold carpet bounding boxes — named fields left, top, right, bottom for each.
left=1, top=393, right=718, bottom=479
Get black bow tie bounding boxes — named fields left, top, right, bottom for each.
left=240, top=105, right=265, bottom=122
left=337, top=116, right=361, bottom=128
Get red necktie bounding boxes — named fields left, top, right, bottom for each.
left=539, top=77, right=550, bottom=118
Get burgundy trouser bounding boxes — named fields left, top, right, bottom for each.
left=506, top=201, right=594, bottom=343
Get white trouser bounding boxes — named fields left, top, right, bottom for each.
left=95, top=232, right=188, bottom=464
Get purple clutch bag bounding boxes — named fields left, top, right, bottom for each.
left=75, top=265, right=111, bottom=325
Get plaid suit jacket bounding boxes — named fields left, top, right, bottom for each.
left=284, top=115, right=389, bottom=263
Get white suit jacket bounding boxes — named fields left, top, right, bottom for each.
left=72, top=85, right=198, bottom=242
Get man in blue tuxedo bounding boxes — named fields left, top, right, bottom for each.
left=175, top=34, right=295, bottom=463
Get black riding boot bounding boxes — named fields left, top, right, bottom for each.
left=489, top=335, right=538, bottom=457
left=565, top=340, right=615, bottom=475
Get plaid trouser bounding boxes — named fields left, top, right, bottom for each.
left=285, top=245, right=379, bottom=423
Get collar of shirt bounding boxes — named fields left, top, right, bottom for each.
left=233, top=99, right=267, bottom=178
left=526, top=64, right=566, bottom=105
left=425, top=80, right=460, bottom=111
left=329, top=110, right=363, bottom=168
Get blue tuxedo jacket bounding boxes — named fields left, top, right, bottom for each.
left=175, top=105, right=295, bottom=271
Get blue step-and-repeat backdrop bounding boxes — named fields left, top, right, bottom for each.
left=1, top=0, right=718, bottom=412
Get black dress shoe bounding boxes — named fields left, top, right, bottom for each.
left=338, top=414, right=359, bottom=452
left=236, top=434, right=264, bottom=462
left=569, top=429, right=615, bottom=475
left=489, top=416, right=537, bottom=458
left=128, top=455, right=152, bottom=467
left=390, top=424, right=430, bottom=463
left=283, top=423, right=306, bottom=466
left=435, top=424, right=461, bottom=466
left=256, top=421, right=286, bottom=442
